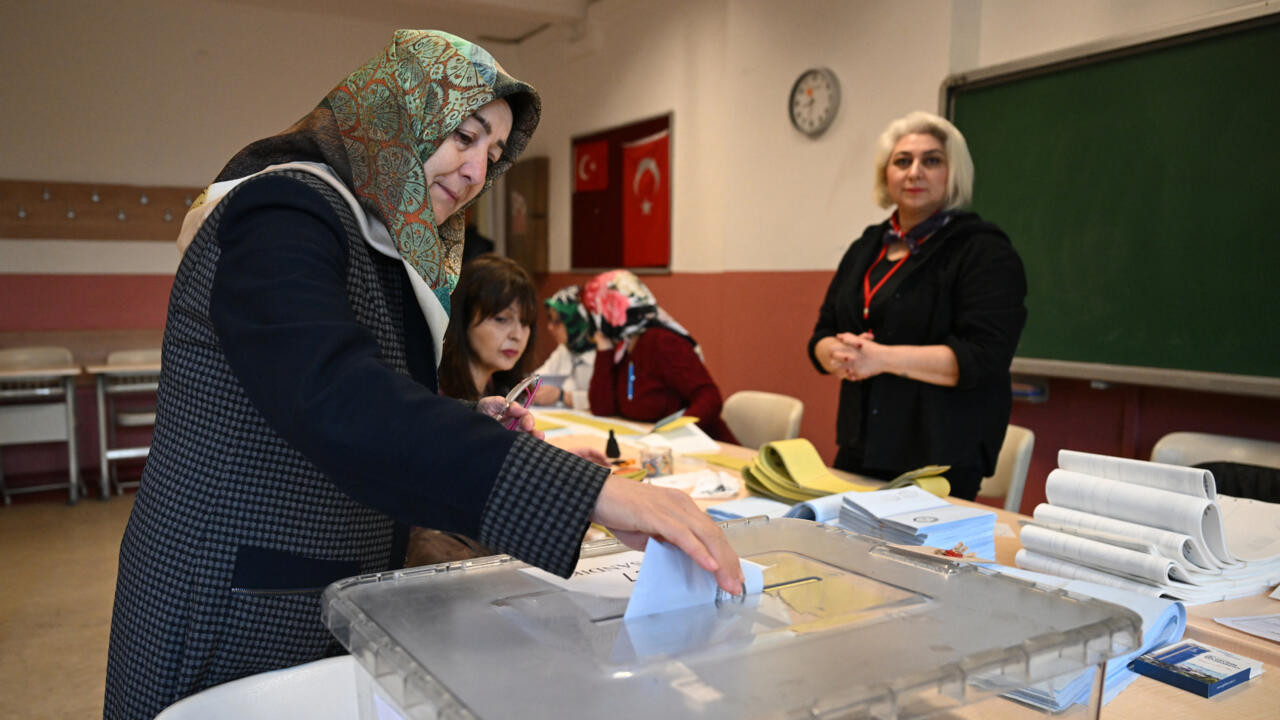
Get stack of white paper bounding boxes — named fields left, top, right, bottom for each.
left=838, top=485, right=996, bottom=560
left=1016, top=450, right=1280, bottom=605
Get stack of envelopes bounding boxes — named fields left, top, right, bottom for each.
left=839, top=485, right=997, bottom=560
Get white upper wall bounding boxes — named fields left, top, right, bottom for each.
left=0, top=0, right=404, bottom=185
left=1, top=0, right=1258, bottom=273
left=974, top=0, right=1253, bottom=68
left=508, top=0, right=1261, bottom=272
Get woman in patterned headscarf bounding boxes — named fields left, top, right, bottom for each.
left=530, top=284, right=598, bottom=409
left=582, top=270, right=737, bottom=443
left=105, top=31, right=742, bottom=718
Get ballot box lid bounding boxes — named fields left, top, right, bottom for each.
left=322, top=517, right=1140, bottom=720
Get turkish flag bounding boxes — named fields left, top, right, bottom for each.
left=621, top=130, right=670, bottom=267
left=574, top=140, right=609, bottom=192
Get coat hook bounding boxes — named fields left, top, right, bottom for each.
left=42, top=187, right=51, bottom=201
left=139, top=193, right=149, bottom=206
left=184, top=194, right=193, bottom=207
left=91, top=190, right=101, bottom=203
left=117, top=209, right=127, bottom=221
left=66, top=205, right=76, bottom=220
left=163, top=209, right=174, bottom=222
left=17, top=205, right=27, bottom=219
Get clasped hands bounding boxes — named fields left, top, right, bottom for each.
left=821, top=331, right=888, bottom=381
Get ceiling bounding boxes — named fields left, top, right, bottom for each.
left=221, top=0, right=593, bottom=45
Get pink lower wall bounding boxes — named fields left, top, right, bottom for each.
left=534, top=271, right=1280, bottom=515
left=1, top=274, right=173, bottom=331
left=5, top=269, right=1279, bottom=508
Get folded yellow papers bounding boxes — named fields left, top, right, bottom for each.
left=742, top=438, right=950, bottom=502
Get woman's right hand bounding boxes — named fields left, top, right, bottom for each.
left=476, top=395, right=545, bottom=439
left=590, top=476, right=744, bottom=595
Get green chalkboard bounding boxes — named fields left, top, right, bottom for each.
left=948, top=15, right=1280, bottom=379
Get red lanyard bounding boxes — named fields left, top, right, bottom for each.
left=862, top=244, right=910, bottom=319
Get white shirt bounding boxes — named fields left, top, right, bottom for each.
left=534, top=345, right=596, bottom=408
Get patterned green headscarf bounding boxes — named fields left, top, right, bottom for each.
left=213, top=30, right=539, bottom=314
left=545, top=285, right=596, bottom=355
left=328, top=30, right=540, bottom=310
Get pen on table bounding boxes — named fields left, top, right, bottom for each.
left=649, top=408, right=686, bottom=434
left=627, top=362, right=635, bottom=401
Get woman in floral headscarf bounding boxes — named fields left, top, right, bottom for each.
left=582, top=270, right=737, bottom=443
left=530, top=284, right=597, bottom=409
left=105, top=31, right=742, bottom=718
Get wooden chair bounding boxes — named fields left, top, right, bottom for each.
left=721, top=390, right=804, bottom=450
left=978, top=424, right=1035, bottom=513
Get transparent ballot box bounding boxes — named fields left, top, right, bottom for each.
left=321, top=518, right=1139, bottom=720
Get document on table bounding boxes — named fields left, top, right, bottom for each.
left=1057, top=449, right=1216, bottom=499
left=1044, top=468, right=1237, bottom=568
left=521, top=550, right=646, bottom=598
left=1213, top=613, right=1280, bottom=643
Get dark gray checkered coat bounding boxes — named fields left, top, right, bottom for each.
left=104, top=171, right=607, bottom=719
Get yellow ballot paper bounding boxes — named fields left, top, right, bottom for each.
left=532, top=416, right=565, bottom=433
left=740, top=439, right=951, bottom=504
left=761, top=438, right=877, bottom=495
left=688, top=452, right=753, bottom=473
left=884, top=464, right=951, bottom=497
left=539, top=410, right=644, bottom=435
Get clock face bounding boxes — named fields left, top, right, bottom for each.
left=790, top=67, right=840, bottom=137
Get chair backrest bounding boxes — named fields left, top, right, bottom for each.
left=1150, top=431, right=1280, bottom=469
left=978, top=424, right=1035, bottom=513
left=106, top=347, right=162, bottom=365
left=0, top=345, right=73, bottom=370
left=721, top=390, right=804, bottom=450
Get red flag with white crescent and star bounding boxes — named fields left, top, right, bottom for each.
left=621, top=130, right=670, bottom=267
left=574, top=140, right=609, bottom=193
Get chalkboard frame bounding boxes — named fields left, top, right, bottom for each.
left=940, top=6, right=1280, bottom=399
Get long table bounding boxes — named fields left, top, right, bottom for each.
left=545, top=429, right=1279, bottom=720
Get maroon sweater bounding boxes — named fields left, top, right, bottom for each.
left=588, top=326, right=738, bottom=444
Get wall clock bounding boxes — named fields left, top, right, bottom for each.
left=789, top=67, right=840, bottom=137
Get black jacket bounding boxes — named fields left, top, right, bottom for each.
left=808, top=212, right=1027, bottom=476
left=105, top=171, right=607, bottom=719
